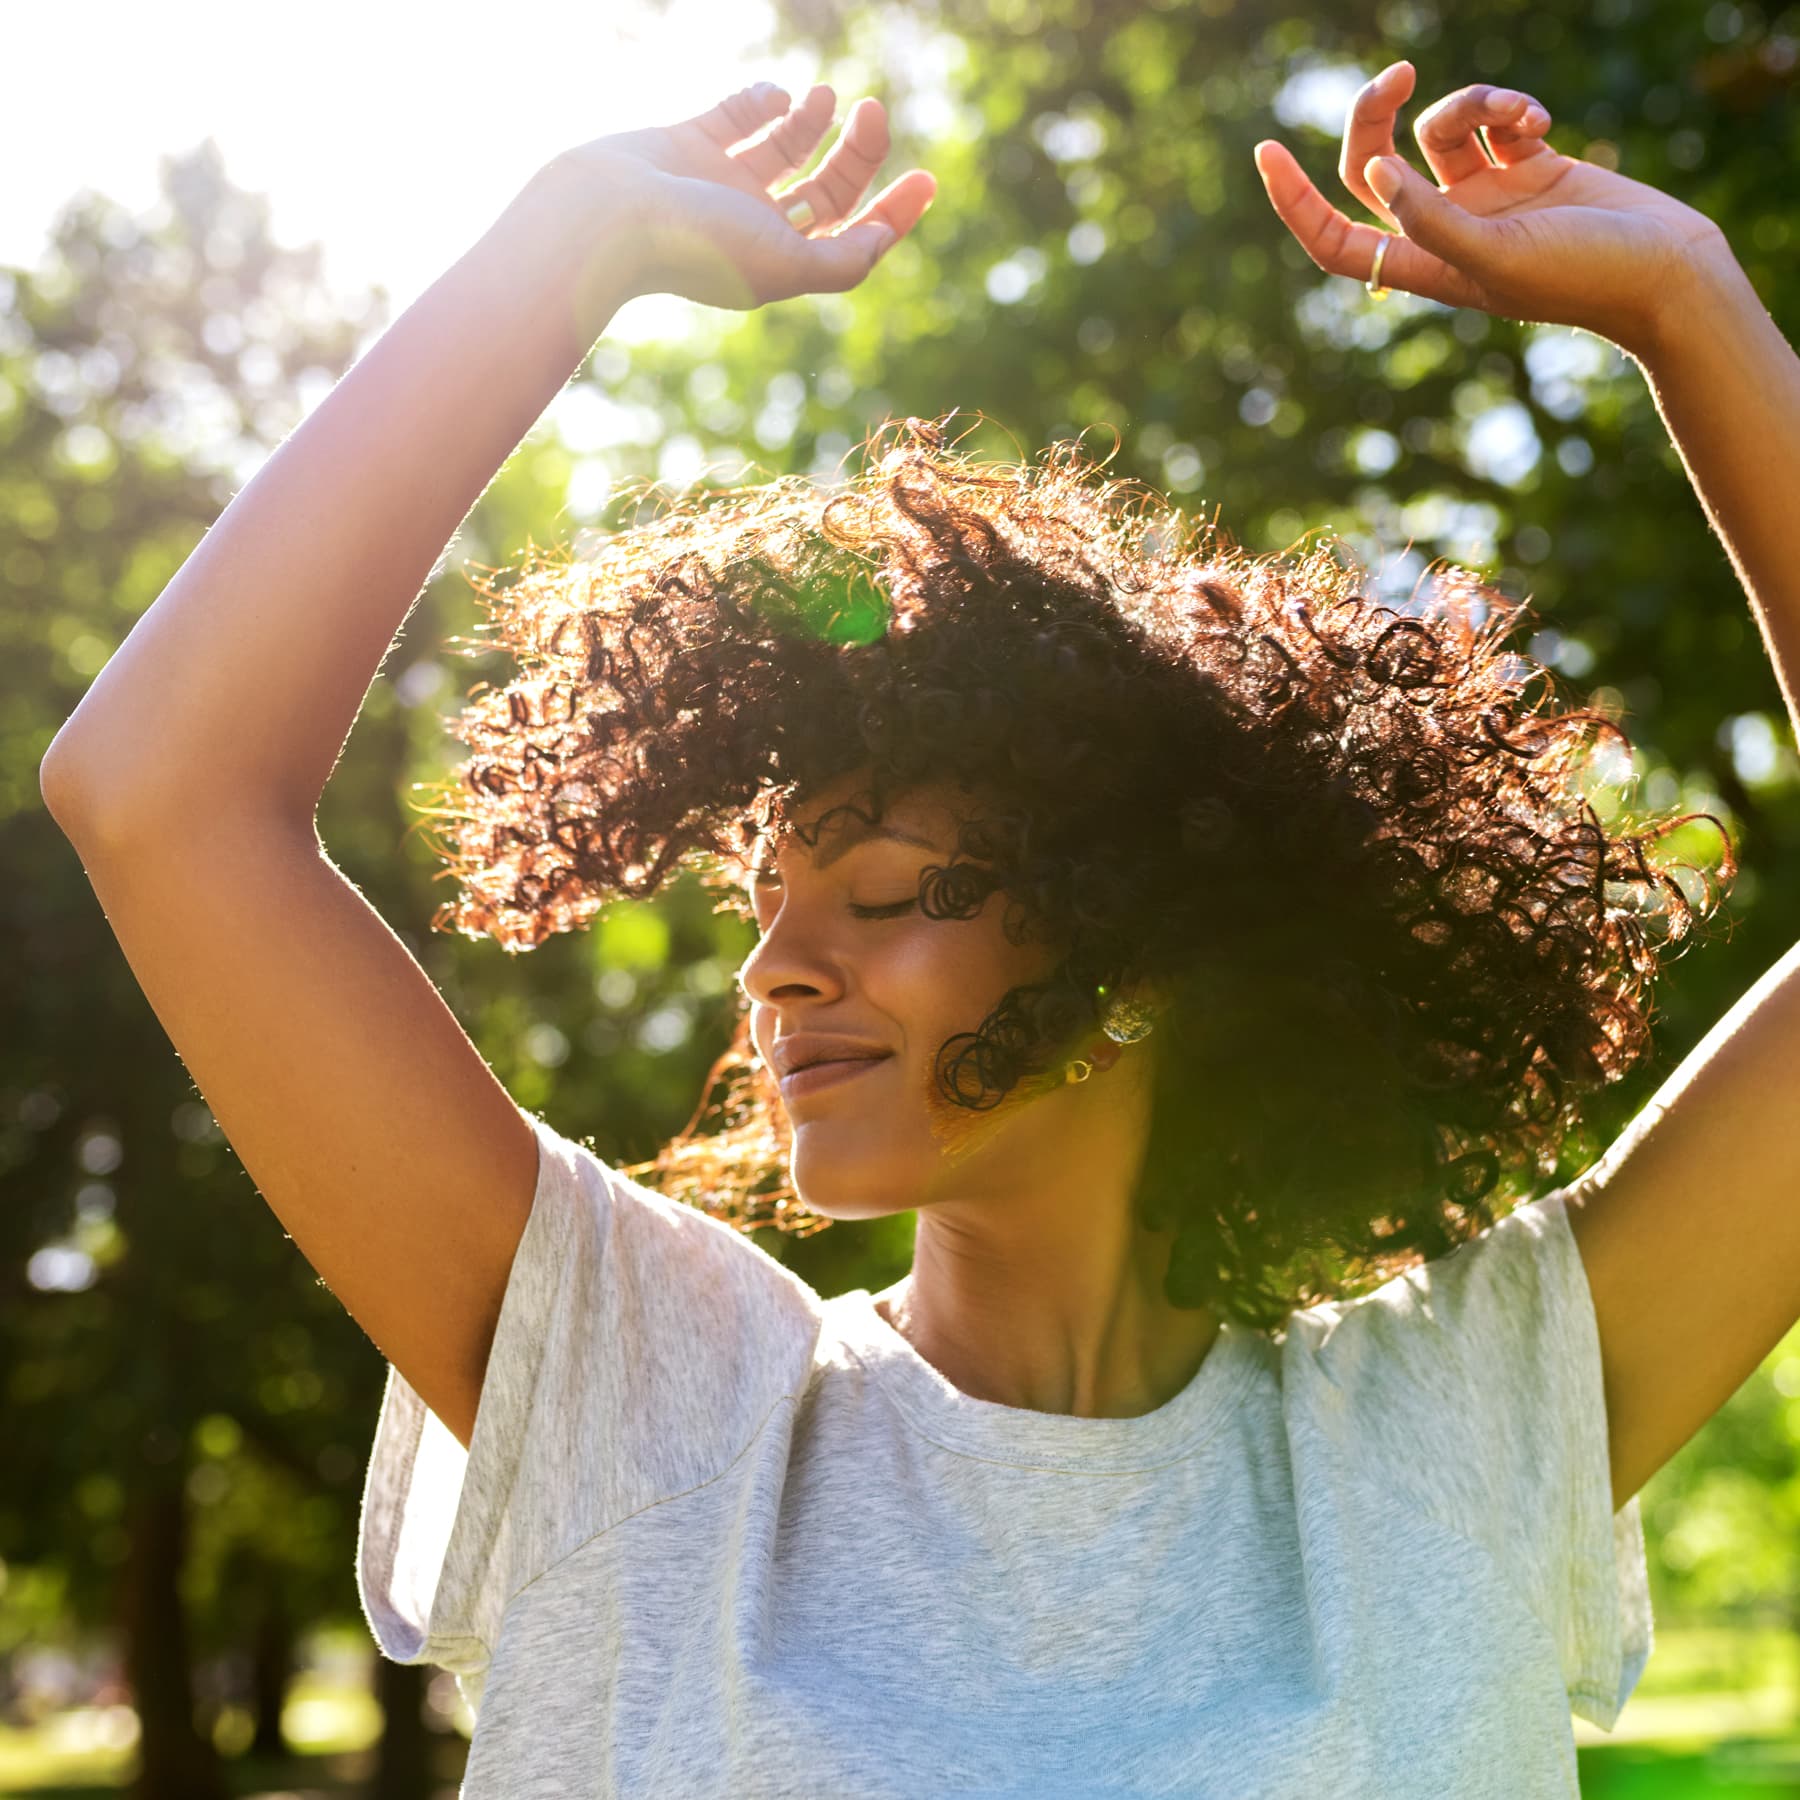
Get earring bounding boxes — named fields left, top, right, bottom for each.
left=1065, top=1038, right=1124, bottom=1083
left=1099, top=987, right=1157, bottom=1044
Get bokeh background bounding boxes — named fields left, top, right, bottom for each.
left=5, top=0, right=1799, bottom=1794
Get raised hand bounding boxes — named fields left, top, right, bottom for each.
left=1253, top=61, right=1731, bottom=358
left=554, top=81, right=937, bottom=310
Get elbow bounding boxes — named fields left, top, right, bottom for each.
left=38, top=733, right=89, bottom=837
left=39, top=730, right=317, bottom=848
left=38, top=731, right=135, bottom=847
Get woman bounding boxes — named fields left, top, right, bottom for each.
left=40, top=58, right=1800, bottom=1798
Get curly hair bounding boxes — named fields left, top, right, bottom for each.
left=415, top=412, right=1734, bottom=1330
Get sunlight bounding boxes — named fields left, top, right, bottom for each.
left=2, top=0, right=807, bottom=332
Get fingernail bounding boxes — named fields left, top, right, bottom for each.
left=1487, top=89, right=1522, bottom=110
left=870, top=224, right=898, bottom=258
left=1366, top=158, right=1402, bottom=205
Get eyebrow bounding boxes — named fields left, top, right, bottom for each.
left=749, top=820, right=940, bottom=880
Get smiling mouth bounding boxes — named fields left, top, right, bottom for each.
left=779, top=1054, right=893, bottom=1098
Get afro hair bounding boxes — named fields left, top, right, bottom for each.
left=413, top=413, right=1734, bottom=1328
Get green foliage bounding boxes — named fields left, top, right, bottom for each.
left=5, top=0, right=1800, bottom=1760
left=1647, top=1320, right=1800, bottom=1625
left=0, top=143, right=391, bottom=1652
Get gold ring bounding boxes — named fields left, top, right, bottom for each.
left=782, top=195, right=816, bottom=231
left=1366, top=234, right=1392, bottom=300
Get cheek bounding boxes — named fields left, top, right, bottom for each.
left=877, top=926, right=1058, bottom=1097
left=882, top=917, right=1021, bottom=1019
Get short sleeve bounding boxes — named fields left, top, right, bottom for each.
left=355, top=1106, right=822, bottom=1700
left=1285, top=1191, right=1653, bottom=1731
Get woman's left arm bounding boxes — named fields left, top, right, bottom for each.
left=1258, top=67, right=1800, bottom=1512
left=1634, top=257, right=1800, bottom=739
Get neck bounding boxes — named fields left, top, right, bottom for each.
left=873, top=1061, right=1221, bottom=1418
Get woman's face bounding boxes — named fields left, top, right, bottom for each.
left=738, top=772, right=1086, bottom=1220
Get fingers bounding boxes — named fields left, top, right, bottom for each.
left=790, top=168, right=938, bottom=293
left=1253, top=138, right=1489, bottom=312
left=685, top=81, right=793, bottom=150
left=731, top=83, right=838, bottom=187
left=1339, top=62, right=1414, bottom=225
left=1477, top=93, right=1555, bottom=168
left=771, top=95, right=892, bottom=234
left=1413, top=83, right=1554, bottom=184
left=1339, top=62, right=1557, bottom=225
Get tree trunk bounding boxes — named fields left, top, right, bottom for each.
left=121, top=1476, right=228, bottom=1800
left=248, top=1578, right=293, bottom=1757
left=371, top=1654, right=433, bottom=1800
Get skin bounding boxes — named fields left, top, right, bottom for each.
left=738, top=769, right=1220, bottom=1419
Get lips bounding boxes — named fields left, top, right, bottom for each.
left=770, top=1035, right=894, bottom=1079
left=777, top=1052, right=892, bottom=1098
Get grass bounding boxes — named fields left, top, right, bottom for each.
left=1579, top=1738, right=1800, bottom=1797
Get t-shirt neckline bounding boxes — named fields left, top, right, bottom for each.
left=826, top=1287, right=1261, bottom=1472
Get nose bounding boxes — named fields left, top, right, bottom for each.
left=737, top=894, right=850, bottom=1010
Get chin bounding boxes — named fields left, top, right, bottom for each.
left=788, top=1139, right=920, bottom=1223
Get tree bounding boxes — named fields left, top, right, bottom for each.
left=0, top=140, right=390, bottom=1800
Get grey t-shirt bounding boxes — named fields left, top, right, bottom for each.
left=357, top=1107, right=1651, bottom=1798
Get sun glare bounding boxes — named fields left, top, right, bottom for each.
left=3, top=0, right=804, bottom=337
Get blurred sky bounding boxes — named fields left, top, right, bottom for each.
left=4, top=0, right=830, bottom=338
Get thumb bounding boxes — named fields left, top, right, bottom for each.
left=1364, top=156, right=1502, bottom=274
left=793, top=217, right=898, bottom=295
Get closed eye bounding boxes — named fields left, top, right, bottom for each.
left=747, top=882, right=916, bottom=928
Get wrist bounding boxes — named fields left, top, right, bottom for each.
left=1630, top=232, right=1753, bottom=369
left=520, top=151, right=654, bottom=308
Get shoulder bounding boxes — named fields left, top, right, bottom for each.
left=525, top=1113, right=825, bottom=1407
left=1281, top=1192, right=1574, bottom=1381
left=529, top=1113, right=822, bottom=1316
left=1269, top=1192, right=1587, bottom=1508
left=1270, top=1191, right=1598, bottom=1551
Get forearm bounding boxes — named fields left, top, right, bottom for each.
left=42, top=156, right=642, bottom=836
left=1637, top=248, right=1800, bottom=744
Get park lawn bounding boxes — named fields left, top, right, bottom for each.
left=1576, top=1624, right=1800, bottom=1796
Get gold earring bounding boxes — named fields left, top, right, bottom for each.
left=1067, top=1030, right=1128, bottom=1082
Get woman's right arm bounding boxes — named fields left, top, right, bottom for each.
left=37, top=83, right=933, bottom=1449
